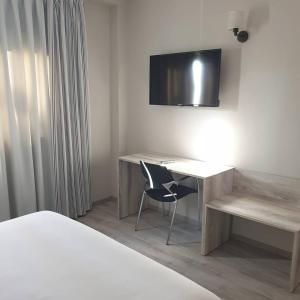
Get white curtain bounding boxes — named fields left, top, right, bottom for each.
left=0, top=0, right=91, bottom=221
left=0, top=0, right=54, bottom=220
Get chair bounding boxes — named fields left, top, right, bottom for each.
left=135, top=161, right=197, bottom=245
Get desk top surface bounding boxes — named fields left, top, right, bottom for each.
left=119, top=153, right=234, bottom=179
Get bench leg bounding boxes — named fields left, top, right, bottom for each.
left=202, top=206, right=232, bottom=255
left=290, top=231, right=300, bottom=292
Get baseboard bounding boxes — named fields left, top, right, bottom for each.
left=93, top=196, right=116, bottom=205
left=231, top=234, right=292, bottom=259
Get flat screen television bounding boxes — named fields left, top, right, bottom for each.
left=150, top=49, right=221, bottom=107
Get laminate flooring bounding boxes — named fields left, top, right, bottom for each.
left=79, top=199, right=300, bottom=300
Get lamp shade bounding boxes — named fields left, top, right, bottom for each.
left=227, top=10, right=244, bottom=30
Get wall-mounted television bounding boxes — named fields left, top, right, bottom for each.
left=150, top=49, right=221, bottom=107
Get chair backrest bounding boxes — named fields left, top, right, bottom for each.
left=140, top=161, right=173, bottom=190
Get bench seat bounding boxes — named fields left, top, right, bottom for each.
left=206, top=192, right=300, bottom=233
left=204, top=190, right=300, bottom=292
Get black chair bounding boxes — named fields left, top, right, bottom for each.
left=135, top=161, right=197, bottom=245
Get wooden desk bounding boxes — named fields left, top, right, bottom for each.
left=118, top=153, right=234, bottom=255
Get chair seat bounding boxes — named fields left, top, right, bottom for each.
left=146, top=185, right=197, bottom=202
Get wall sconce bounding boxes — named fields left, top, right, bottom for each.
left=227, top=10, right=249, bottom=43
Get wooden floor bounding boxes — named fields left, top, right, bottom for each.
left=79, top=199, right=300, bottom=300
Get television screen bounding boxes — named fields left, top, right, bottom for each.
left=150, top=49, right=221, bottom=107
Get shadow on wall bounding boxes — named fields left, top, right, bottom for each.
left=247, top=2, right=270, bottom=35
left=218, top=2, right=270, bottom=112
left=219, top=47, right=242, bottom=111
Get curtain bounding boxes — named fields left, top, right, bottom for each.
left=0, top=0, right=54, bottom=220
left=0, top=0, right=91, bottom=221
left=48, top=0, right=92, bottom=218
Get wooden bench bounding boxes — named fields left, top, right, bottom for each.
left=202, top=169, right=300, bottom=292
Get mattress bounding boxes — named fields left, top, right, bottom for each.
left=0, top=211, right=220, bottom=300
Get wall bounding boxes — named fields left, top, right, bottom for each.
left=85, top=1, right=113, bottom=202
left=119, top=0, right=300, bottom=251
left=110, top=0, right=128, bottom=198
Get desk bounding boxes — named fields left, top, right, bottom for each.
left=118, top=153, right=234, bottom=255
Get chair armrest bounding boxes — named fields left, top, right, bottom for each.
left=177, top=175, right=191, bottom=182
left=162, top=181, right=179, bottom=196
left=163, top=176, right=191, bottom=190
left=162, top=180, right=178, bottom=189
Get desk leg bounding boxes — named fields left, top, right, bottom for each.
left=202, top=207, right=232, bottom=255
left=290, top=231, right=300, bottom=292
left=201, top=172, right=233, bottom=255
left=197, top=178, right=201, bottom=229
left=118, top=160, right=144, bottom=219
left=118, top=160, right=129, bottom=219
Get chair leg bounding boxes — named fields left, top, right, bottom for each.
left=162, top=202, right=165, bottom=216
left=166, top=201, right=178, bottom=245
left=135, top=191, right=146, bottom=231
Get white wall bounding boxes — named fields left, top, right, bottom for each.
left=110, top=0, right=128, bottom=198
left=118, top=0, right=300, bottom=251
left=85, top=1, right=113, bottom=202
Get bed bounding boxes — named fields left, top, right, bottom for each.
left=0, top=211, right=220, bottom=300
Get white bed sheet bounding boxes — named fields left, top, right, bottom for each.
left=0, top=211, right=220, bottom=300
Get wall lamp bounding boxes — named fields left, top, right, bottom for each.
left=228, top=10, right=249, bottom=43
